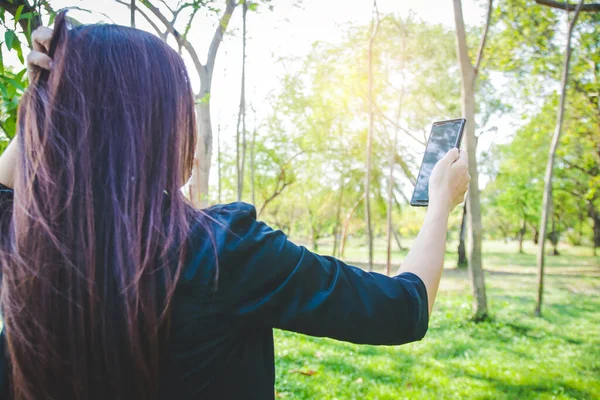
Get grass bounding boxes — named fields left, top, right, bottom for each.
left=273, top=240, right=600, bottom=399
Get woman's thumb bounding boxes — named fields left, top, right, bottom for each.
left=441, top=148, right=460, bottom=165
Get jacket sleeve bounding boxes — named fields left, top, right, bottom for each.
left=219, top=203, right=429, bottom=346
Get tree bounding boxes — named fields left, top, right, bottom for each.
left=250, top=105, right=258, bottom=205
left=130, top=0, right=136, bottom=27
left=535, top=0, right=586, bottom=317
left=385, top=15, right=408, bottom=276
left=0, top=0, right=43, bottom=45
left=482, top=122, right=546, bottom=250
left=253, top=14, right=466, bottom=255
left=534, top=0, right=600, bottom=12
left=117, top=0, right=243, bottom=206
left=364, top=0, right=380, bottom=272
left=452, top=0, right=494, bottom=320
left=457, top=202, right=467, bottom=266
left=236, top=1, right=248, bottom=202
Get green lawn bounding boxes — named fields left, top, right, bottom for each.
left=273, top=241, right=600, bottom=399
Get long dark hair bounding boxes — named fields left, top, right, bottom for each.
left=1, top=12, right=199, bottom=399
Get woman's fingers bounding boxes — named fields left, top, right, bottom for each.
left=31, top=26, right=53, bottom=53
left=27, top=51, right=52, bottom=70
left=27, top=50, right=53, bottom=81
left=28, top=27, right=54, bottom=82
left=442, top=148, right=460, bottom=165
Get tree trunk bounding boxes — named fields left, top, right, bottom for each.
left=458, top=202, right=468, bottom=268
left=365, top=2, right=379, bottom=272
left=130, top=0, right=136, bottom=27
left=594, top=213, right=600, bottom=256
left=217, top=117, right=222, bottom=204
left=518, top=217, right=526, bottom=254
left=189, top=96, right=212, bottom=207
left=463, top=80, right=488, bottom=320
left=550, top=215, right=560, bottom=256
left=588, top=201, right=600, bottom=256
left=387, top=16, right=407, bottom=277
left=236, top=2, right=248, bottom=202
left=453, top=0, right=491, bottom=321
left=533, top=225, right=539, bottom=244
left=535, top=0, right=583, bottom=317
left=391, top=225, right=405, bottom=251
left=576, top=209, right=584, bottom=246
left=122, top=0, right=238, bottom=207
left=311, top=225, right=318, bottom=252
left=189, top=0, right=237, bottom=207
left=340, top=195, right=365, bottom=258
left=306, top=202, right=319, bottom=252
left=250, top=125, right=257, bottom=205
left=332, top=184, right=344, bottom=257
left=386, top=137, right=395, bottom=276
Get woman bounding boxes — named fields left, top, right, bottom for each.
left=0, top=13, right=469, bottom=400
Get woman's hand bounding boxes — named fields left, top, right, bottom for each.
left=428, top=148, right=470, bottom=215
left=27, top=27, right=53, bottom=82
left=0, top=27, right=54, bottom=189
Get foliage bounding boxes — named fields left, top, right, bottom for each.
left=482, top=0, right=599, bottom=249
left=0, top=1, right=45, bottom=140
left=0, top=65, right=26, bottom=145
left=239, top=15, right=473, bottom=243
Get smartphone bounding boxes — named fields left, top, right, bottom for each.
left=410, top=118, right=466, bottom=207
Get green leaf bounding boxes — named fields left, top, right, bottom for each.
left=3, top=119, right=16, bottom=139
left=6, top=78, right=24, bottom=92
left=0, top=82, right=8, bottom=98
left=13, top=5, right=24, bottom=28
left=14, top=40, right=23, bottom=64
left=4, top=30, right=15, bottom=52
left=15, top=68, right=27, bottom=81
left=0, top=47, right=3, bottom=75
left=248, top=2, right=259, bottom=11
left=19, top=12, right=33, bottom=21
left=27, top=16, right=32, bottom=43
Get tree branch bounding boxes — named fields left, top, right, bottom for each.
left=453, top=0, right=475, bottom=75
left=395, top=153, right=416, bottom=186
left=374, top=103, right=426, bottom=146
left=563, top=159, right=599, bottom=176
left=534, top=0, right=600, bottom=12
left=258, top=171, right=293, bottom=217
left=118, top=0, right=205, bottom=85
left=474, top=0, right=493, bottom=75
left=205, top=0, right=238, bottom=85
left=182, top=6, right=199, bottom=43
left=116, top=0, right=162, bottom=35
left=130, top=0, right=136, bottom=27
left=0, top=0, right=43, bottom=45
left=157, top=0, right=175, bottom=15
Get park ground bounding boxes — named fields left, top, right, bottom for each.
left=273, top=240, right=600, bottom=399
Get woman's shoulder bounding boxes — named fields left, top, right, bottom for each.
left=180, top=202, right=265, bottom=287
left=202, top=202, right=257, bottom=226
left=196, top=202, right=262, bottom=241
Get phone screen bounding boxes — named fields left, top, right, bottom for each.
left=410, top=119, right=466, bottom=207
